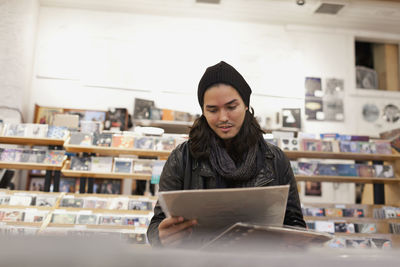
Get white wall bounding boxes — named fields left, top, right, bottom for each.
left=0, top=0, right=39, bottom=123
left=30, top=7, right=400, bottom=138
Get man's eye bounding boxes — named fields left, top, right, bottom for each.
left=228, top=106, right=237, bottom=110
left=207, top=109, right=217, bottom=113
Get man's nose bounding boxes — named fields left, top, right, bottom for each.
left=219, top=109, right=228, bottom=122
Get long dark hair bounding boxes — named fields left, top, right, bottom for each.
left=189, top=107, right=265, bottom=162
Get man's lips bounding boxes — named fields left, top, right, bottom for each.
left=218, top=125, right=233, bottom=132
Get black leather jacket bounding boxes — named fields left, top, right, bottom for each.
left=147, top=141, right=306, bottom=246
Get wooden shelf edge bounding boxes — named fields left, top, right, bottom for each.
left=295, top=175, right=400, bottom=184
left=0, top=161, right=64, bottom=171
left=0, top=136, right=65, bottom=146
left=285, top=150, right=400, bottom=161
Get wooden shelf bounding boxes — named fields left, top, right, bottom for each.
left=285, top=150, right=400, bottom=161
left=0, top=136, right=65, bottom=146
left=0, top=161, right=64, bottom=171
left=60, top=207, right=152, bottom=215
left=61, top=161, right=151, bottom=180
left=304, top=216, right=400, bottom=223
left=295, top=175, right=400, bottom=184
left=64, top=143, right=170, bottom=158
left=47, top=223, right=138, bottom=230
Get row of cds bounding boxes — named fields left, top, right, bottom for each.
left=0, top=148, right=65, bottom=165
left=266, top=137, right=393, bottom=154
left=0, top=208, right=151, bottom=228
left=0, top=226, right=147, bottom=245
left=70, top=156, right=164, bottom=175
left=0, top=123, right=69, bottom=139
left=0, top=192, right=155, bottom=211
left=291, top=161, right=395, bottom=178
left=302, top=206, right=365, bottom=217
left=68, top=131, right=187, bottom=151
left=389, top=223, right=400, bottom=234
left=373, top=207, right=400, bottom=219
left=327, top=237, right=391, bottom=249
left=306, top=221, right=377, bottom=234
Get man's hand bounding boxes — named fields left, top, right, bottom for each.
left=158, top=217, right=197, bottom=246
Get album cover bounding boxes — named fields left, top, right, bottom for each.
left=51, top=213, right=76, bottom=224
left=281, top=108, right=301, bottom=129
left=96, top=180, right=121, bottom=195
left=90, top=157, right=113, bottom=173
left=16, top=124, right=27, bottom=137
left=320, top=141, right=333, bottom=152
left=346, top=238, right=371, bottom=248
left=339, top=141, right=359, bottom=153
left=297, top=162, right=318, bottom=176
left=60, top=197, right=84, bottom=208
left=80, top=120, right=102, bottom=134
left=28, top=149, right=47, bottom=163
left=8, top=195, right=33, bottom=206
left=25, top=124, right=48, bottom=138
left=122, top=216, right=149, bottom=227
left=280, top=138, right=300, bottom=151
left=23, top=210, right=49, bottom=223
left=314, top=221, right=334, bottom=233
left=342, top=208, right=364, bottom=218
left=59, top=178, right=78, bottom=193
left=355, top=223, right=377, bottom=234
left=1, top=148, right=17, bottom=162
left=357, top=142, right=372, bottom=154
left=111, top=135, right=134, bottom=148
left=305, top=98, right=324, bottom=121
left=305, top=181, right=322, bottom=196
left=154, top=137, right=176, bottom=151
left=149, top=107, right=162, bottom=120
left=43, top=150, right=65, bottom=165
left=98, top=215, right=123, bottom=225
left=373, top=140, right=392, bottom=155
left=46, top=126, right=69, bottom=139
left=2, top=210, right=25, bottom=222
left=132, top=159, right=153, bottom=175
left=290, top=161, right=299, bottom=175
left=105, top=108, right=129, bottom=131
left=305, top=77, right=322, bottom=97
left=325, top=208, right=343, bottom=217
left=374, top=165, right=394, bottom=178
left=35, top=195, right=57, bottom=207
left=92, top=132, right=113, bottom=147
left=107, top=198, right=129, bottom=210
left=70, top=156, right=91, bottom=171
left=113, top=158, right=133, bottom=173
left=29, top=178, right=45, bottom=192
left=315, top=164, right=338, bottom=176
left=301, top=139, right=321, bottom=152
left=370, top=238, right=392, bottom=249
left=356, top=164, right=375, bottom=177
left=128, top=200, right=153, bottom=211
left=303, top=207, right=325, bottom=217
left=69, top=132, right=93, bottom=146
left=334, top=222, right=355, bottom=233
left=20, top=149, right=32, bottom=162
left=133, top=98, right=154, bottom=120
left=76, top=214, right=98, bottom=225
left=0, top=196, right=10, bottom=205
left=95, top=199, right=108, bottom=209
left=134, top=136, right=155, bottom=150
left=3, top=123, right=19, bottom=136
left=121, top=233, right=147, bottom=245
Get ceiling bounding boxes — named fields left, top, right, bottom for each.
left=39, top=0, right=400, bottom=35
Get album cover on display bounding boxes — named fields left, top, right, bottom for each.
left=70, top=156, right=91, bottom=171
left=374, top=165, right=394, bottom=178
left=315, top=164, right=338, bottom=176
left=1, top=210, right=25, bottom=222
left=51, top=213, right=76, bottom=224
left=154, top=137, right=176, bottom=151
left=29, top=149, right=47, bottom=163
left=335, top=164, right=358, bottom=176
left=339, top=141, right=359, bottom=153
left=134, top=136, right=155, bottom=150
left=334, top=222, right=355, bottom=233
left=297, top=162, right=318, bottom=176
left=0, top=196, right=10, bottom=205
left=3, top=123, right=19, bottom=136
left=20, top=149, right=32, bottom=162
left=302, top=207, right=325, bottom=217
left=98, top=215, right=123, bottom=225
left=69, top=132, right=93, bottom=146
left=355, top=223, right=377, bottom=234
left=59, top=178, right=78, bottom=193
left=325, top=208, right=343, bottom=217
left=342, top=208, right=364, bottom=218
left=373, top=140, right=392, bottom=155
left=90, top=157, right=113, bottom=173
left=305, top=77, right=322, bottom=97
left=356, top=164, right=375, bottom=177
left=107, top=198, right=129, bottom=210
left=1, top=148, right=18, bottom=162
left=8, top=195, right=33, bottom=206
left=95, top=199, right=108, bottom=209
left=76, top=214, right=98, bottom=225
left=23, top=210, right=49, bottom=223
left=132, top=160, right=153, bottom=174
left=47, top=126, right=69, bottom=139
left=280, top=138, right=300, bottom=151
left=35, top=195, right=57, bottom=207
left=301, top=139, right=322, bottom=151
left=281, top=108, right=301, bottom=129
left=122, top=216, right=149, bottom=227
left=305, top=98, right=323, bottom=121
left=43, top=150, right=65, bottom=165
left=113, top=158, right=133, bottom=173
left=96, top=180, right=121, bottom=195
left=133, top=98, right=155, bottom=120
left=314, top=221, right=335, bottom=233
left=92, top=132, right=113, bottom=147
left=111, top=135, right=134, bottom=148
left=357, top=142, right=372, bottom=154
left=290, top=161, right=299, bottom=174
left=105, top=108, right=129, bottom=131
left=25, top=124, right=48, bottom=138
left=80, top=120, right=102, bottom=134
left=60, top=197, right=84, bottom=208
left=128, top=200, right=153, bottom=211
left=29, top=178, right=45, bottom=192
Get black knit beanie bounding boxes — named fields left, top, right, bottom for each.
left=198, top=61, right=252, bottom=108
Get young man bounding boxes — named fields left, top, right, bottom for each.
left=147, top=61, right=305, bottom=247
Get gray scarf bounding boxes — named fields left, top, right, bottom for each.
left=209, top=135, right=257, bottom=181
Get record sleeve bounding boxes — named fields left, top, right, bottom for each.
left=113, top=158, right=133, bottom=173
left=46, top=126, right=69, bottom=139
left=90, top=157, right=113, bottom=173
left=51, top=213, right=76, bottom=224
left=70, top=156, right=91, bottom=171
left=134, top=136, right=155, bottom=150
left=69, top=132, right=93, bottom=146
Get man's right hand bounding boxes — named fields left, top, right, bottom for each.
left=158, top=216, right=197, bottom=246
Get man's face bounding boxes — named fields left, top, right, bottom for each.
left=203, top=84, right=248, bottom=140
